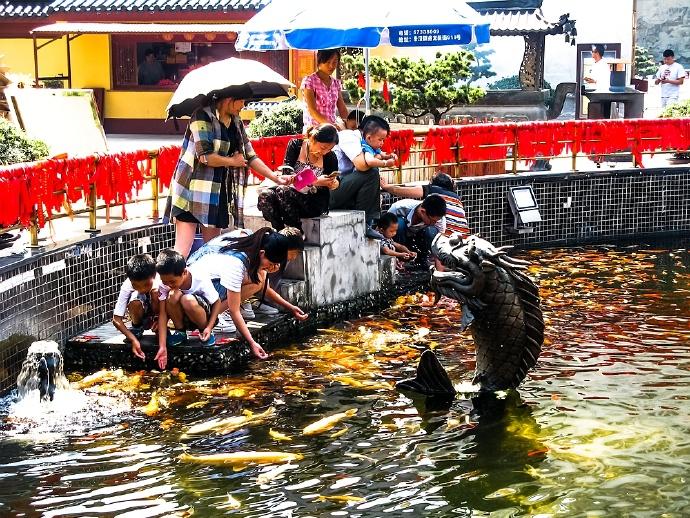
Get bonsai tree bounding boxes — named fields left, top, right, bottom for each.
left=633, top=46, right=657, bottom=78
left=247, top=98, right=303, bottom=138
left=341, top=51, right=485, bottom=124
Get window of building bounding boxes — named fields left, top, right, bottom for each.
left=111, top=35, right=289, bottom=90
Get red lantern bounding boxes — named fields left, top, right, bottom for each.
left=205, top=33, right=216, bottom=42
left=226, top=32, right=237, bottom=42
left=162, top=33, right=174, bottom=42
left=183, top=33, right=195, bottom=42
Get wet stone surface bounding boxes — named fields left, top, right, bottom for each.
left=63, top=269, right=430, bottom=374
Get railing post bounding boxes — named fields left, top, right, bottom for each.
left=571, top=145, right=578, bottom=172
left=28, top=208, right=40, bottom=248
left=86, top=182, right=100, bottom=235
left=150, top=153, right=160, bottom=219
left=512, top=128, right=519, bottom=174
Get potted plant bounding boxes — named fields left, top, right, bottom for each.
left=632, top=46, right=657, bottom=92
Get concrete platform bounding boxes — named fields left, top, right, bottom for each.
left=63, top=267, right=430, bottom=374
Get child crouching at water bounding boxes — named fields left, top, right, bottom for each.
left=112, top=254, right=160, bottom=364
left=154, top=249, right=223, bottom=369
left=187, top=227, right=309, bottom=359
left=374, top=212, right=417, bottom=268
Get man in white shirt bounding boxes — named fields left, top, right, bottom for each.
left=584, top=44, right=610, bottom=91
left=655, top=49, right=685, bottom=108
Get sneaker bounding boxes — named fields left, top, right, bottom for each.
left=201, top=332, right=216, bottom=346
left=240, top=302, right=255, bottom=319
left=168, top=330, right=187, bottom=346
left=213, top=312, right=237, bottom=333
left=253, top=302, right=280, bottom=315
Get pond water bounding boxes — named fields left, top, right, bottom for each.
left=1, top=245, right=689, bottom=517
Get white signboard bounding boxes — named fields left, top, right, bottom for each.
left=6, top=88, right=108, bottom=158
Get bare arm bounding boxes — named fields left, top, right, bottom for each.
left=248, top=155, right=290, bottom=185
left=380, top=179, right=424, bottom=199
left=336, top=90, right=349, bottom=121
left=264, top=286, right=309, bottom=321
left=113, top=314, right=144, bottom=360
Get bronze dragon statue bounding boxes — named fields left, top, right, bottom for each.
left=398, top=234, right=544, bottom=396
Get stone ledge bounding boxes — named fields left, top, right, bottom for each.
left=63, top=269, right=430, bottom=374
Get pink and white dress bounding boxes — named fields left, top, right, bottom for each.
left=301, top=72, right=342, bottom=131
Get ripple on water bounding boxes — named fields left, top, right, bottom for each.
left=0, top=245, right=689, bottom=516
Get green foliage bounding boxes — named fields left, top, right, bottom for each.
left=246, top=98, right=303, bottom=138
left=659, top=98, right=690, bottom=118
left=340, top=51, right=485, bottom=124
left=633, top=46, right=657, bottom=78
left=0, top=118, right=50, bottom=165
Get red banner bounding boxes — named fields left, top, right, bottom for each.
left=1, top=118, right=689, bottom=231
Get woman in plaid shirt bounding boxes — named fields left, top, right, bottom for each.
left=169, top=96, right=289, bottom=258
left=301, top=49, right=349, bottom=132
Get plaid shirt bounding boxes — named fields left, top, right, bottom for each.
left=169, top=107, right=256, bottom=227
left=301, top=72, right=342, bottom=130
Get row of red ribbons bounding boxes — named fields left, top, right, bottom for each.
left=423, top=118, right=690, bottom=166
left=1, top=120, right=689, bottom=230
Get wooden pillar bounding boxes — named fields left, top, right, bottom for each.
left=519, top=33, right=546, bottom=91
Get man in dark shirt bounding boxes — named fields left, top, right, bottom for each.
left=138, top=49, right=165, bottom=86
left=380, top=172, right=469, bottom=238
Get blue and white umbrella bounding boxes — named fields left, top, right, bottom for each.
left=236, top=0, right=490, bottom=111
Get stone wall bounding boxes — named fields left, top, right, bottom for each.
left=637, top=0, right=690, bottom=65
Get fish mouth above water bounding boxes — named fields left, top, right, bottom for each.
left=37, top=353, right=57, bottom=402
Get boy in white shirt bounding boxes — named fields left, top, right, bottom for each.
left=154, top=249, right=222, bottom=370
left=111, top=254, right=160, bottom=364
left=655, top=49, right=685, bottom=108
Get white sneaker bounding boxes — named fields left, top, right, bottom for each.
left=253, top=302, right=280, bottom=315
left=213, top=312, right=236, bottom=333
left=240, top=302, right=255, bottom=320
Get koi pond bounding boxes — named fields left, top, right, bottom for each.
left=1, top=245, right=689, bottom=517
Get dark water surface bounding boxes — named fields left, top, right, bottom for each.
left=1, top=246, right=689, bottom=517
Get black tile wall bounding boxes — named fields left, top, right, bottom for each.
left=383, top=167, right=690, bottom=248
left=3, top=166, right=690, bottom=394
left=0, top=224, right=174, bottom=394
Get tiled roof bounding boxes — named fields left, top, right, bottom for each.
left=47, top=0, right=268, bottom=13
left=468, top=0, right=542, bottom=14
left=482, top=8, right=570, bottom=36
left=0, top=1, right=51, bottom=17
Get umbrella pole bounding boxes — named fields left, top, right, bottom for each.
left=364, top=48, right=371, bottom=115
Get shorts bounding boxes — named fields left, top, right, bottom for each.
left=128, top=291, right=155, bottom=329
left=182, top=294, right=212, bottom=331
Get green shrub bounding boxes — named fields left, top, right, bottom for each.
left=488, top=74, right=552, bottom=92
left=247, top=98, right=303, bottom=138
left=0, top=118, right=50, bottom=165
left=659, top=99, right=690, bottom=118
